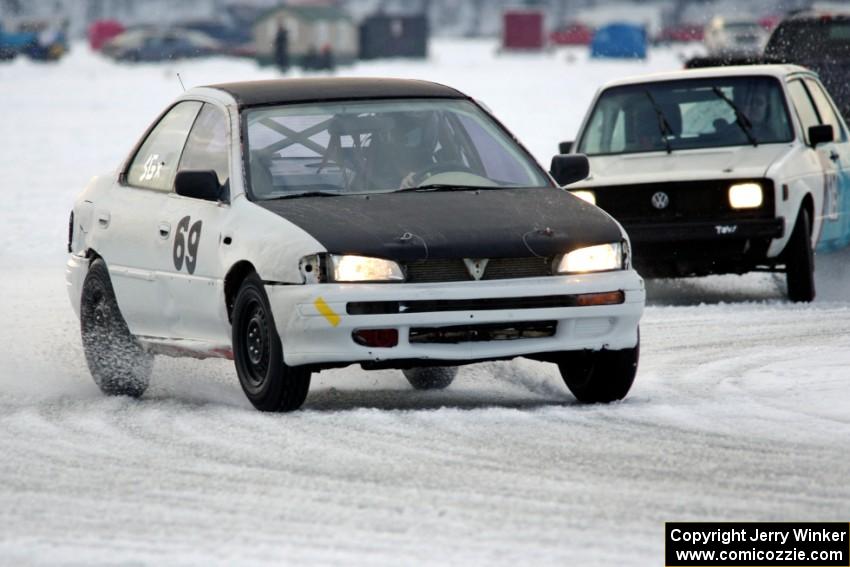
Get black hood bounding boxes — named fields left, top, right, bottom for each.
left=258, top=187, right=622, bottom=261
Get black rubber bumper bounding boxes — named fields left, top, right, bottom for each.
left=623, top=218, right=785, bottom=277
left=624, top=218, right=784, bottom=243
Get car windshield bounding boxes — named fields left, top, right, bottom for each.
left=577, top=76, right=794, bottom=156
left=243, top=98, right=550, bottom=199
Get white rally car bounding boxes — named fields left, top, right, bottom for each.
left=67, top=78, right=644, bottom=412
left=563, top=65, right=850, bottom=302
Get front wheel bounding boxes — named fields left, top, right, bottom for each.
left=785, top=208, right=815, bottom=303
left=556, top=336, right=639, bottom=403
left=232, top=273, right=311, bottom=412
left=402, top=366, right=458, bottom=390
left=80, top=259, right=153, bottom=397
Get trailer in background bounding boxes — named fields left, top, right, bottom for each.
left=501, top=10, right=544, bottom=51
left=359, top=14, right=428, bottom=60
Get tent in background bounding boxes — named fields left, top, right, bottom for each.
left=590, top=23, right=647, bottom=59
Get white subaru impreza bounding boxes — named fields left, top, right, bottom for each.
left=66, top=78, right=644, bottom=411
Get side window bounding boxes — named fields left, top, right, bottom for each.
left=804, top=78, right=846, bottom=142
left=610, top=110, right=625, bottom=153
left=127, top=101, right=202, bottom=191
left=787, top=80, right=820, bottom=144
left=580, top=97, right=626, bottom=154
left=581, top=107, right=607, bottom=154
left=179, top=103, right=230, bottom=189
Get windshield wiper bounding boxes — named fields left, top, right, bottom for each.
left=268, top=191, right=343, bottom=200
left=711, top=87, right=758, bottom=147
left=394, top=184, right=505, bottom=193
left=644, top=90, right=674, bottom=154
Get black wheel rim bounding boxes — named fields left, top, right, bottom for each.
left=240, top=297, right=270, bottom=389
left=92, top=292, right=108, bottom=330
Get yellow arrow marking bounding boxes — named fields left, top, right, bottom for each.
left=313, top=296, right=340, bottom=327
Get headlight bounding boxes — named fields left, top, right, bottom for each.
left=572, top=190, right=596, bottom=206
left=729, top=182, right=763, bottom=209
left=557, top=243, right=623, bottom=274
left=330, top=255, right=404, bottom=282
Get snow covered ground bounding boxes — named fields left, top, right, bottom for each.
left=1, top=40, right=848, bottom=565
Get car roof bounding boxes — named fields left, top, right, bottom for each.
left=202, top=77, right=468, bottom=108
left=598, top=64, right=814, bottom=89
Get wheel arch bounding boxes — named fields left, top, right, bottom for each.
left=224, top=260, right=258, bottom=322
left=86, top=248, right=103, bottom=263
left=800, top=193, right=815, bottom=236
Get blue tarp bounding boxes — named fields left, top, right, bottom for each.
left=590, top=23, right=647, bottom=59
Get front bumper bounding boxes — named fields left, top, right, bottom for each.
left=266, top=270, right=644, bottom=368
left=622, top=218, right=785, bottom=277
left=65, top=253, right=88, bottom=319
left=624, top=218, right=784, bottom=243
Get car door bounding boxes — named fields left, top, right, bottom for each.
left=786, top=79, right=836, bottom=249
left=156, top=102, right=232, bottom=343
left=95, top=100, right=202, bottom=338
left=803, top=77, right=850, bottom=249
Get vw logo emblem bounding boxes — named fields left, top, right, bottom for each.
left=651, top=191, right=670, bottom=210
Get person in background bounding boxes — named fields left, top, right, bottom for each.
left=274, top=21, right=289, bottom=72
left=319, top=43, right=335, bottom=71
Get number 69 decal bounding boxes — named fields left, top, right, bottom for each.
left=173, top=215, right=203, bottom=274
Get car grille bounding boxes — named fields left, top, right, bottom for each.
left=404, top=259, right=470, bottom=283
left=592, top=178, right=775, bottom=223
left=404, top=257, right=552, bottom=283
left=409, top=321, right=558, bottom=344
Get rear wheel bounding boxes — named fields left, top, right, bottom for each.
left=556, top=335, right=639, bottom=403
left=402, top=367, right=458, bottom=390
left=785, top=208, right=815, bottom=303
left=232, top=273, right=311, bottom=412
left=80, top=259, right=153, bottom=397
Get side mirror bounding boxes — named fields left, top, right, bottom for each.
left=550, top=154, right=589, bottom=186
left=558, top=140, right=574, bottom=154
left=175, top=170, right=221, bottom=201
left=808, top=124, right=834, bottom=147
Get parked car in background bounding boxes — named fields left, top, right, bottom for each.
left=182, top=20, right=255, bottom=57
left=654, top=23, right=703, bottom=45
left=550, top=22, right=594, bottom=46
left=0, top=22, right=26, bottom=60
left=0, top=18, right=67, bottom=61
left=765, top=9, right=850, bottom=122
left=704, top=17, right=769, bottom=57
left=66, top=78, right=645, bottom=411
left=102, top=27, right=223, bottom=62
left=563, top=65, right=850, bottom=302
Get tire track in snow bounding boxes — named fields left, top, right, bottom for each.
left=3, top=280, right=850, bottom=565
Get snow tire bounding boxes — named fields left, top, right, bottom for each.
left=557, top=334, right=639, bottom=403
left=402, top=366, right=458, bottom=390
left=80, top=258, right=153, bottom=398
left=785, top=208, right=815, bottom=303
left=232, top=272, right=311, bottom=412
